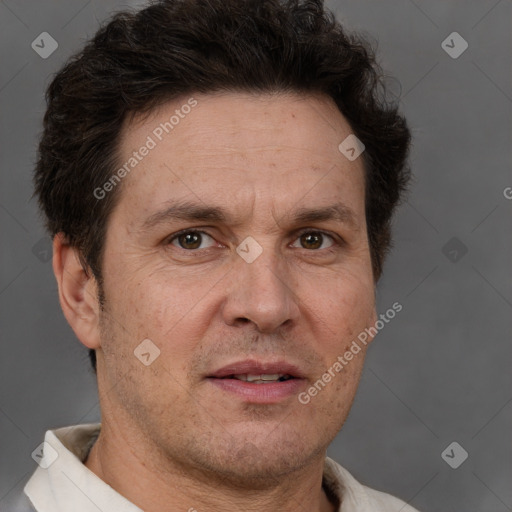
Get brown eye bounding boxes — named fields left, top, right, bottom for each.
left=170, top=231, right=215, bottom=250
left=292, top=231, right=335, bottom=250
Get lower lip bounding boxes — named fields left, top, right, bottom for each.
left=207, top=377, right=306, bottom=403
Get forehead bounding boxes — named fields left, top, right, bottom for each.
left=114, top=92, right=366, bottom=223
left=122, top=92, right=353, bottom=151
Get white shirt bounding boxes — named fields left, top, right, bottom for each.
left=22, top=424, right=420, bottom=512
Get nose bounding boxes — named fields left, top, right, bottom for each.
left=221, top=247, right=300, bottom=334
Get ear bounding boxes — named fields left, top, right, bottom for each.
left=52, top=233, right=101, bottom=350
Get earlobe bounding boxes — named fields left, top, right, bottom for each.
left=52, top=233, right=101, bottom=350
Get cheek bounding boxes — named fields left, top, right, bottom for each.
left=98, top=271, right=208, bottom=419
left=109, top=269, right=218, bottom=366
left=301, top=267, right=375, bottom=343
left=305, top=270, right=373, bottom=417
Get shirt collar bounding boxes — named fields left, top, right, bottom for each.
left=24, top=423, right=142, bottom=512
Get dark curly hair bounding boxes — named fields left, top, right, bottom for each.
left=34, top=0, right=412, bottom=373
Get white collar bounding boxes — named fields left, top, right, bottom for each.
left=24, top=424, right=142, bottom=512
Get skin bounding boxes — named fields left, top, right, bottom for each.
left=53, top=91, right=378, bottom=512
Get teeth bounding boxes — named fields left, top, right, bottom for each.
left=249, top=374, right=280, bottom=382
left=232, top=374, right=289, bottom=383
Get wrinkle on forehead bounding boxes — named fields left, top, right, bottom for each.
left=113, top=91, right=366, bottom=235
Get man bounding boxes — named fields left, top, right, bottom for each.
left=23, top=0, right=417, bottom=510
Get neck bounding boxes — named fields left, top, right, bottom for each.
left=84, top=419, right=336, bottom=512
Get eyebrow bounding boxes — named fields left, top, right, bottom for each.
left=292, top=204, right=357, bottom=228
left=141, top=200, right=358, bottom=230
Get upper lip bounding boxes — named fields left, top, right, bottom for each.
left=207, top=359, right=305, bottom=379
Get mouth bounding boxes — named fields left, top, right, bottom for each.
left=206, top=360, right=307, bottom=403
left=217, top=373, right=294, bottom=383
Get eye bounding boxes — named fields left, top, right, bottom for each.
left=166, top=229, right=338, bottom=252
left=291, top=230, right=336, bottom=250
left=168, top=230, right=217, bottom=250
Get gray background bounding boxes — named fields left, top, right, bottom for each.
left=1, top=1, right=510, bottom=511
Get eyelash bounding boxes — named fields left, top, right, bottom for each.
left=166, top=228, right=341, bottom=253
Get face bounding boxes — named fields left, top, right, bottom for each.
left=95, top=92, right=377, bottom=485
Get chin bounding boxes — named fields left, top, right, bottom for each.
left=185, top=427, right=327, bottom=488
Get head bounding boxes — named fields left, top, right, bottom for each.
left=35, top=0, right=410, bottom=485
